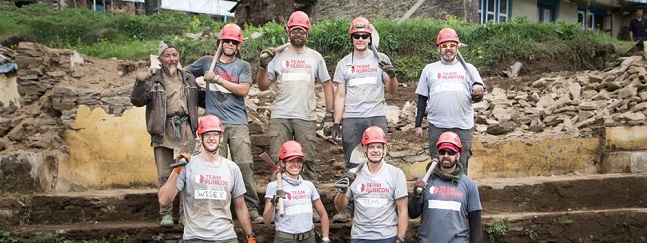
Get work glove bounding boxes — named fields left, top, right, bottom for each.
left=171, top=152, right=190, bottom=174
left=334, top=171, right=356, bottom=193
left=204, top=71, right=223, bottom=85
left=246, top=233, right=257, bottom=243
left=378, top=60, right=396, bottom=79
left=321, top=109, right=334, bottom=136
left=413, top=180, right=428, bottom=197
left=331, top=123, right=342, bottom=141
left=272, top=189, right=287, bottom=205
left=259, top=48, right=275, bottom=69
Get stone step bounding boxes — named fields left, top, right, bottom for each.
left=5, top=174, right=647, bottom=226
left=6, top=208, right=647, bottom=242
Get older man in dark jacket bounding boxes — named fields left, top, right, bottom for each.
left=130, top=41, right=205, bottom=227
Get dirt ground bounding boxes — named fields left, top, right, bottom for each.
left=3, top=42, right=641, bottom=242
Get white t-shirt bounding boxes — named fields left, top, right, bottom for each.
left=267, top=47, right=331, bottom=121
left=265, top=179, right=320, bottom=234
left=176, top=155, right=246, bottom=241
left=333, top=52, right=390, bottom=118
left=415, top=61, right=484, bottom=130
left=345, top=162, right=408, bottom=240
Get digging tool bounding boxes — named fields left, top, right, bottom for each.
left=208, top=42, right=224, bottom=73
left=170, top=154, right=189, bottom=168
left=334, top=145, right=368, bottom=192
left=370, top=28, right=382, bottom=61
left=456, top=43, right=478, bottom=85
left=259, top=152, right=285, bottom=217
left=260, top=42, right=291, bottom=59
left=170, top=143, right=191, bottom=168
left=415, top=158, right=439, bottom=195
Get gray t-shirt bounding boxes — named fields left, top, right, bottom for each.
left=265, top=179, right=320, bottom=234
left=416, top=174, right=482, bottom=243
left=176, top=155, right=246, bottom=241
left=345, top=162, right=408, bottom=240
left=333, top=52, right=389, bottom=118
left=267, top=47, right=331, bottom=121
left=415, top=61, right=485, bottom=130
left=187, top=56, right=252, bottom=125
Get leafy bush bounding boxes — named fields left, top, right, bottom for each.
left=1, top=4, right=630, bottom=81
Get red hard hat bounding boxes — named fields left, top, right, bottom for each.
left=349, top=16, right=373, bottom=35
left=287, top=11, right=311, bottom=31
left=279, top=141, right=306, bottom=161
left=436, top=131, right=462, bottom=153
left=197, top=115, right=224, bottom=135
left=219, top=23, right=243, bottom=42
left=436, top=28, right=460, bottom=45
left=361, top=126, right=387, bottom=146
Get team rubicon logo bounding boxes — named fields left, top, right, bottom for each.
left=283, top=60, right=312, bottom=69
left=350, top=64, right=377, bottom=74
left=195, top=174, right=229, bottom=186
left=356, top=182, right=390, bottom=193
left=437, top=71, right=465, bottom=80
left=286, top=190, right=310, bottom=200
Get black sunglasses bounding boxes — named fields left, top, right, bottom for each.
left=351, top=34, right=370, bottom=40
left=438, top=149, right=457, bottom=156
left=222, top=39, right=240, bottom=45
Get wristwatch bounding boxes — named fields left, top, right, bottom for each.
left=246, top=232, right=256, bottom=239
left=321, top=237, right=330, bottom=242
left=396, top=236, right=406, bottom=243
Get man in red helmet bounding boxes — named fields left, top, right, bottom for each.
left=131, top=40, right=205, bottom=227
left=185, top=23, right=263, bottom=224
left=409, top=131, right=483, bottom=243
left=158, top=115, right=257, bottom=243
left=257, top=11, right=334, bottom=189
left=414, top=27, right=486, bottom=173
left=334, top=126, right=408, bottom=243
left=331, top=16, right=399, bottom=223
left=263, top=141, right=330, bottom=243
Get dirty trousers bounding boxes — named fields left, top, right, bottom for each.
left=154, top=146, right=183, bottom=216
left=269, top=118, right=318, bottom=186
left=219, top=124, right=260, bottom=212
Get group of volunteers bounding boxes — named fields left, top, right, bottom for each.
left=131, top=9, right=486, bottom=243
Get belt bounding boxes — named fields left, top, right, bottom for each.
left=166, top=115, right=189, bottom=140
left=276, top=230, right=314, bottom=241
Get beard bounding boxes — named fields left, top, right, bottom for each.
left=290, top=37, right=306, bottom=48
left=442, top=52, right=457, bottom=62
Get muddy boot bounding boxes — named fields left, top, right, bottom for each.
left=332, top=211, right=351, bottom=223
left=249, top=210, right=264, bottom=224
left=312, top=209, right=321, bottom=223
left=160, top=214, right=174, bottom=227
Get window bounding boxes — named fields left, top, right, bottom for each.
left=478, top=0, right=510, bottom=23
left=537, top=0, right=558, bottom=23
left=578, top=8, right=606, bottom=31
left=538, top=5, right=554, bottom=22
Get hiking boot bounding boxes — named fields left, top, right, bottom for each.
left=160, top=214, right=174, bottom=227
left=332, top=211, right=351, bottom=223
left=249, top=210, right=264, bottom=224
left=312, top=209, right=321, bottom=223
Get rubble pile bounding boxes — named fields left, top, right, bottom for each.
left=473, top=55, right=647, bottom=143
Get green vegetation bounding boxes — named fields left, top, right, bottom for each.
left=1, top=3, right=633, bottom=81
left=486, top=217, right=508, bottom=243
